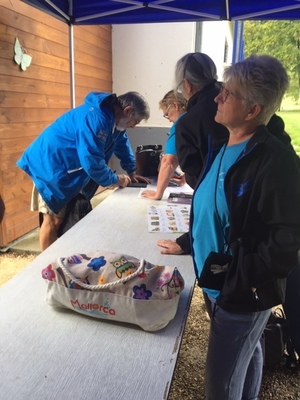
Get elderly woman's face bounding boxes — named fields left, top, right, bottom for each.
left=162, top=103, right=184, bottom=123
left=214, top=81, right=249, bottom=129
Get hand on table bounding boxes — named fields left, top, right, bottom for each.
left=141, top=190, right=162, bottom=200
left=157, top=239, right=185, bottom=255
left=117, top=174, right=131, bottom=188
left=129, top=173, right=152, bottom=184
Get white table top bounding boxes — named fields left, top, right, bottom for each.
left=0, top=187, right=195, bottom=400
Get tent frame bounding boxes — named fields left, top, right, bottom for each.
left=23, top=0, right=300, bottom=107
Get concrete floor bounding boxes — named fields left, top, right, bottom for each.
left=10, top=188, right=116, bottom=254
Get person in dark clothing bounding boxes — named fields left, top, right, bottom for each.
left=0, top=196, right=4, bottom=224
left=157, top=111, right=298, bottom=256
left=157, top=53, right=300, bottom=257
left=284, top=261, right=300, bottom=359
left=192, top=54, right=300, bottom=400
left=157, top=53, right=228, bottom=255
left=175, top=54, right=228, bottom=189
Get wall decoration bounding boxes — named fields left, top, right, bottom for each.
left=14, top=38, right=32, bottom=71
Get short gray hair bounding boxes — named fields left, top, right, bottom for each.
left=223, top=55, right=289, bottom=125
left=175, top=53, right=218, bottom=91
left=117, top=91, right=150, bottom=120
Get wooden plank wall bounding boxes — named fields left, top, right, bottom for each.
left=0, top=0, right=112, bottom=248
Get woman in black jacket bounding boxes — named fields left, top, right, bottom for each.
left=192, top=55, right=300, bottom=399
left=157, top=53, right=228, bottom=255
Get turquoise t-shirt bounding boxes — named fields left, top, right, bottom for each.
left=192, top=141, right=248, bottom=299
left=165, top=113, right=186, bottom=156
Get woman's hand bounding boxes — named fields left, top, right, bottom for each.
left=141, top=190, right=162, bottom=200
left=170, top=173, right=186, bottom=187
left=156, top=239, right=185, bottom=255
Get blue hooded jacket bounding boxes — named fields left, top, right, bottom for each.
left=17, top=92, right=136, bottom=213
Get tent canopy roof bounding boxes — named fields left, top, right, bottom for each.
left=21, top=0, right=300, bottom=25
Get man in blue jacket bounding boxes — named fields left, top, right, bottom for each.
left=17, top=91, right=150, bottom=250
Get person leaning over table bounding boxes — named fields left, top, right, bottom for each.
left=157, top=52, right=228, bottom=255
left=17, top=91, right=150, bottom=251
left=141, top=90, right=187, bottom=200
left=191, top=54, right=300, bottom=399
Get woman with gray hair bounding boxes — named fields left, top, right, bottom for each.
left=157, top=52, right=228, bottom=255
left=175, top=52, right=228, bottom=188
left=191, top=54, right=300, bottom=399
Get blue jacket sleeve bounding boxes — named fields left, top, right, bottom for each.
left=76, top=111, right=119, bottom=187
left=113, top=131, right=136, bottom=174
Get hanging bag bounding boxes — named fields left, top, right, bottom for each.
left=42, top=251, right=185, bottom=331
left=135, top=144, right=163, bottom=177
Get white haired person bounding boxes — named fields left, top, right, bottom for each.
left=157, top=53, right=228, bottom=255
left=192, top=55, right=300, bottom=399
left=17, top=91, right=150, bottom=250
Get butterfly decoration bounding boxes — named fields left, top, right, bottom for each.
left=14, top=38, right=32, bottom=71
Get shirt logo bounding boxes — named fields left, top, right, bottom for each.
left=234, top=180, right=252, bottom=197
left=97, top=130, right=107, bottom=141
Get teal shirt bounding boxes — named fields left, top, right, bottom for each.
left=192, top=141, right=248, bottom=298
left=165, top=113, right=186, bottom=156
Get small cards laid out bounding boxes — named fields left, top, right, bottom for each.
left=147, top=205, right=190, bottom=233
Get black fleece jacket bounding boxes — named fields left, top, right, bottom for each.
left=176, top=81, right=228, bottom=188
left=191, top=126, right=300, bottom=312
left=176, top=113, right=299, bottom=254
left=175, top=81, right=228, bottom=253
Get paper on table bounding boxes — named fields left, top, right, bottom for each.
left=147, top=204, right=190, bottom=233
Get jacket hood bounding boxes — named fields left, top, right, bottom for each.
left=84, top=92, right=117, bottom=111
left=266, top=114, right=292, bottom=146
left=187, top=80, right=219, bottom=111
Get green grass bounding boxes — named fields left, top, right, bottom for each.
left=277, top=110, right=300, bottom=155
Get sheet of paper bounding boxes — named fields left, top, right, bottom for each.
left=147, top=204, right=190, bottom=233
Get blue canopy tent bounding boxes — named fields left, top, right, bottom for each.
left=21, top=1, right=300, bottom=24
left=21, top=0, right=300, bottom=105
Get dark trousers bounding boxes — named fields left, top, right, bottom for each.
left=283, top=262, right=300, bottom=356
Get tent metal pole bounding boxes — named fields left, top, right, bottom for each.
left=232, top=21, right=244, bottom=64
left=69, top=23, right=76, bottom=108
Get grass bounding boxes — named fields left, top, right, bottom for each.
left=277, top=110, right=300, bottom=155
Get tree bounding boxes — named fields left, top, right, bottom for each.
left=244, top=21, right=300, bottom=102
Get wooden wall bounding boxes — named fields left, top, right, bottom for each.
left=0, top=0, right=112, bottom=248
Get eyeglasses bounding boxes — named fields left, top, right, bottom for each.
left=218, top=84, right=244, bottom=103
left=176, top=81, right=184, bottom=94
left=163, top=104, right=172, bottom=119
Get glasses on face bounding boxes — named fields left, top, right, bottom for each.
left=218, top=84, right=244, bottom=103
left=163, top=104, right=172, bottom=119
left=176, top=81, right=184, bottom=94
